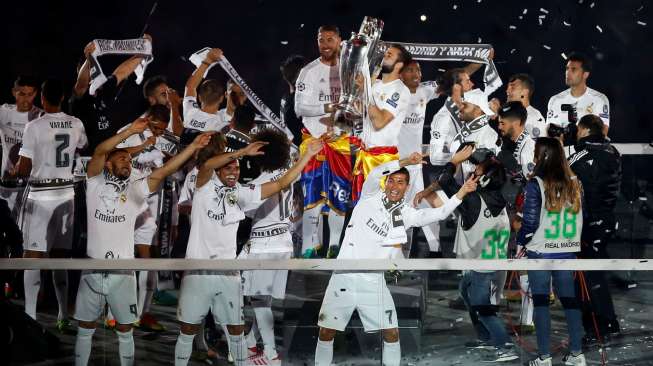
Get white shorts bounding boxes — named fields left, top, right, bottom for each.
left=20, top=188, right=74, bottom=252
left=0, top=185, right=25, bottom=221
left=239, top=249, right=291, bottom=299
left=177, top=271, right=244, bottom=326
left=74, top=271, right=138, bottom=324
left=134, top=209, right=157, bottom=246
left=318, top=272, right=397, bottom=332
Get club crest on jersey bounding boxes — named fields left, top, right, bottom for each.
left=532, top=127, right=541, bottom=138
left=585, top=103, right=594, bottom=114
left=484, top=208, right=492, bottom=218
left=297, top=82, right=306, bottom=92
left=432, top=131, right=441, bottom=139
left=226, top=191, right=238, bottom=206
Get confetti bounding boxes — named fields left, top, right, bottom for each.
left=509, top=25, right=516, bottom=30
left=510, top=48, right=516, bottom=54
left=527, top=56, right=532, bottom=63
left=477, top=37, right=482, bottom=43
left=477, top=0, right=482, bottom=2
left=579, top=0, right=584, bottom=3
left=280, top=41, right=288, bottom=45
left=637, top=5, right=644, bottom=11
left=590, top=2, right=595, bottom=8
left=453, top=4, right=458, bottom=10
left=523, top=8, right=528, bottom=14
left=539, top=15, right=546, bottom=19
left=438, top=68, right=446, bottom=72
left=518, top=15, right=523, bottom=20
left=637, top=21, right=647, bottom=26
left=300, top=23, right=305, bottom=28
left=420, top=14, right=427, bottom=21
left=561, top=52, right=567, bottom=59
left=543, top=44, right=551, bottom=50
left=563, top=21, right=571, bottom=26
left=538, top=18, right=543, bottom=25
left=596, top=25, right=603, bottom=32
left=540, top=8, right=549, bottom=13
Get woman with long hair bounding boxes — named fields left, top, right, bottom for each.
left=516, top=137, right=586, bottom=366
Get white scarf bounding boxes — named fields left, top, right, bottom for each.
left=89, top=38, right=153, bottom=95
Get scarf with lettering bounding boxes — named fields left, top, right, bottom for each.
left=189, top=48, right=295, bottom=142
left=103, top=170, right=129, bottom=195
left=89, top=38, right=153, bottom=95
left=214, top=184, right=246, bottom=225
left=381, top=195, right=408, bottom=245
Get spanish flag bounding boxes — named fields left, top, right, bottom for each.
left=351, top=146, right=399, bottom=203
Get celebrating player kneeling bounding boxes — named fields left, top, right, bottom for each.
left=174, top=136, right=323, bottom=366
left=314, top=153, right=478, bottom=366
left=73, top=118, right=212, bottom=366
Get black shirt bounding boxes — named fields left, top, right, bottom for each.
left=280, top=91, right=302, bottom=147
left=68, top=75, right=120, bottom=155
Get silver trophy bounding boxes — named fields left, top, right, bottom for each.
left=335, top=16, right=384, bottom=128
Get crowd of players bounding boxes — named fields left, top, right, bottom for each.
left=0, top=24, right=623, bottom=366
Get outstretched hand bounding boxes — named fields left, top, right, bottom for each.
left=304, top=139, right=324, bottom=157
left=242, top=141, right=268, bottom=156
left=206, top=48, right=223, bottom=63
left=191, top=132, right=215, bottom=150
left=128, top=117, right=149, bottom=135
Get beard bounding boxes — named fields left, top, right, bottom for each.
left=381, top=61, right=396, bottom=74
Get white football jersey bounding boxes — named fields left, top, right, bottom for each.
left=178, top=166, right=198, bottom=207
left=182, top=95, right=229, bottom=132
left=0, top=104, right=42, bottom=179
left=19, top=112, right=87, bottom=181
left=429, top=105, right=460, bottom=165
left=449, top=115, right=499, bottom=178
left=546, top=87, right=610, bottom=127
left=525, top=105, right=547, bottom=139
left=398, top=82, right=438, bottom=158
left=513, top=131, right=536, bottom=178
left=85, top=172, right=149, bottom=259
left=186, top=172, right=262, bottom=259
left=116, top=125, right=168, bottom=180
left=362, top=79, right=411, bottom=148
left=294, top=58, right=341, bottom=137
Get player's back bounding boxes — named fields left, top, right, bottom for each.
left=248, top=168, right=292, bottom=231
left=21, top=112, right=87, bottom=181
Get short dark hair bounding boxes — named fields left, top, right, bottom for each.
left=477, top=158, right=506, bottom=191
left=389, top=167, right=410, bottom=184
left=389, top=43, right=413, bottom=70
left=233, top=103, right=256, bottom=132
left=143, top=75, right=167, bottom=99
left=196, top=133, right=226, bottom=166
left=318, top=25, right=340, bottom=37
left=252, top=128, right=291, bottom=172
left=498, top=101, right=527, bottom=126
left=280, top=55, right=307, bottom=84
left=436, top=68, right=466, bottom=97
left=198, top=79, right=225, bottom=106
left=567, top=52, right=592, bottom=73
left=147, top=104, right=170, bottom=124
left=41, top=79, right=65, bottom=106
left=577, top=114, right=604, bottom=136
left=14, top=75, right=39, bottom=90
left=508, top=73, right=535, bottom=99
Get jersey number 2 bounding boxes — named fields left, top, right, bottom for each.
left=55, top=134, right=70, bottom=168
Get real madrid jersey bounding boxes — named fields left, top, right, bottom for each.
left=182, top=95, right=229, bottom=132
left=0, top=104, right=41, bottom=179
left=546, top=87, right=610, bottom=128
left=294, top=58, right=341, bottom=137
left=525, top=105, right=547, bottom=139
left=398, top=82, right=437, bottom=158
left=363, top=79, right=411, bottom=148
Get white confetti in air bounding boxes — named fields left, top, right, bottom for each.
left=420, top=14, right=427, bottom=21
left=453, top=4, right=458, bottom=10
left=518, top=16, right=523, bottom=20
left=579, top=0, right=583, bottom=3
left=563, top=21, right=571, bottom=26
left=540, top=8, right=549, bottom=13
left=509, top=25, right=516, bottom=30
left=561, top=52, right=567, bottom=59
left=300, top=24, right=304, bottom=28
left=477, top=37, right=482, bottom=43
left=637, top=5, right=644, bottom=11
left=455, top=317, right=464, bottom=322
left=637, top=21, right=647, bottom=26
left=543, top=44, right=551, bottom=50
left=438, top=68, right=446, bottom=72
left=596, top=25, right=603, bottom=32
left=590, top=2, right=595, bottom=8
left=477, top=0, right=482, bottom=3
left=281, top=41, right=288, bottom=45
left=523, top=8, right=528, bottom=14
left=539, top=15, right=546, bottom=19
left=527, top=56, right=532, bottom=63
left=510, top=48, right=516, bottom=54
left=538, top=18, right=543, bottom=25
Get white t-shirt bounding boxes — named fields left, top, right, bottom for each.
left=525, top=105, right=547, bottom=139
left=513, top=130, right=536, bottom=178
left=398, top=82, right=438, bottom=158
left=19, top=112, right=87, bottom=181
left=546, top=87, right=610, bottom=128
left=246, top=168, right=294, bottom=253
left=182, top=95, right=229, bottom=132
left=294, top=58, right=341, bottom=137
left=85, top=172, right=150, bottom=259
left=0, top=104, right=42, bottom=179
left=178, top=167, right=198, bottom=207
left=337, top=160, right=462, bottom=260
left=362, top=79, right=411, bottom=148
left=186, top=172, right=262, bottom=259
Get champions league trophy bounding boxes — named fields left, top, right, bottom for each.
left=334, top=16, right=384, bottom=130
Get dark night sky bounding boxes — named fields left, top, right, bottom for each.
left=3, top=0, right=652, bottom=142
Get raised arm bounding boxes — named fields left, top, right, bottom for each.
left=195, top=141, right=268, bottom=189
left=148, top=132, right=212, bottom=192
left=112, top=34, right=152, bottom=85
left=185, top=48, right=223, bottom=99
left=86, top=117, right=149, bottom=178
left=73, top=42, right=96, bottom=97
left=359, top=153, right=425, bottom=200
left=260, top=140, right=323, bottom=199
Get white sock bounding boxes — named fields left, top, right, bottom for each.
left=223, top=324, right=232, bottom=353
left=175, top=332, right=195, bottom=366
left=228, top=333, right=247, bottom=366
left=301, top=204, right=323, bottom=253
left=315, top=339, right=334, bottom=366
left=117, top=329, right=135, bottom=366
left=246, top=318, right=258, bottom=349
left=520, top=274, right=534, bottom=326
left=327, top=211, right=344, bottom=248
left=52, top=270, right=69, bottom=321
left=193, top=320, right=208, bottom=351
left=382, top=341, right=401, bottom=366
left=24, top=269, right=40, bottom=319
left=74, top=327, right=95, bottom=366
left=254, top=307, right=277, bottom=359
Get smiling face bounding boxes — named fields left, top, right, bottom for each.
left=217, top=159, right=240, bottom=187
left=400, top=62, right=422, bottom=90
left=384, top=171, right=410, bottom=203
left=317, top=30, right=340, bottom=63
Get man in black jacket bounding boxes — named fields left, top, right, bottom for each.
left=569, top=114, right=622, bottom=340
